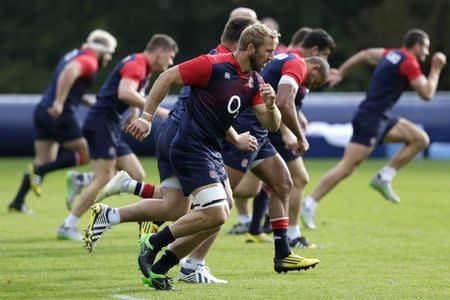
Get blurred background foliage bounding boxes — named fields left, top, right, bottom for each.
left=0, top=0, right=448, bottom=93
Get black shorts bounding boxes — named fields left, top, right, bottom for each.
left=350, top=109, right=399, bottom=147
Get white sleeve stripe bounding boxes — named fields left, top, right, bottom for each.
left=278, top=75, right=299, bottom=92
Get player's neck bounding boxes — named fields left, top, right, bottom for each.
left=233, top=50, right=251, bottom=73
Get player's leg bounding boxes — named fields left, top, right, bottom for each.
left=286, top=157, right=316, bottom=248
left=8, top=139, right=58, bottom=213
left=65, top=170, right=95, bottom=210
left=302, top=143, right=372, bottom=229
left=225, top=166, right=252, bottom=234
left=252, top=154, right=319, bottom=272
left=370, top=117, right=430, bottom=202
left=58, top=158, right=116, bottom=240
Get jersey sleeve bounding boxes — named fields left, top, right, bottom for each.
left=280, top=59, right=307, bottom=86
left=178, top=55, right=213, bottom=87
left=251, top=73, right=265, bottom=107
left=74, top=55, right=98, bottom=77
left=120, top=60, right=146, bottom=86
left=399, top=56, right=423, bottom=81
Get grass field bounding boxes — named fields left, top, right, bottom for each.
left=1, top=158, right=449, bottom=299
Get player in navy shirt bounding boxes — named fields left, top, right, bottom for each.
left=83, top=17, right=259, bottom=284
left=231, top=28, right=335, bottom=248
left=8, top=29, right=117, bottom=214
left=123, top=23, right=321, bottom=290
left=302, top=29, right=447, bottom=230
left=56, top=34, right=177, bottom=240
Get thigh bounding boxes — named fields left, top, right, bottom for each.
left=383, top=118, right=426, bottom=144
left=287, top=156, right=309, bottom=186
left=225, top=165, right=246, bottom=190
left=116, top=153, right=146, bottom=181
left=91, top=158, right=116, bottom=183
left=233, top=170, right=262, bottom=198
left=252, top=153, right=291, bottom=192
left=341, top=142, right=373, bottom=167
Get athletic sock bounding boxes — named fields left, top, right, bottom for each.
left=379, top=166, right=397, bottom=182
left=271, top=217, right=290, bottom=259
left=287, top=225, right=301, bottom=241
left=149, top=226, right=175, bottom=253
left=183, top=258, right=205, bottom=269
left=249, top=188, right=270, bottom=235
left=238, top=213, right=251, bottom=225
left=134, top=182, right=155, bottom=198
left=152, top=250, right=180, bottom=275
left=75, top=172, right=94, bottom=186
left=108, top=208, right=121, bottom=225
left=10, top=172, right=30, bottom=207
left=304, top=196, right=318, bottom=210
left=64, top=213, right=80, bottom=228
left=35, top=151, right=86, bottom=176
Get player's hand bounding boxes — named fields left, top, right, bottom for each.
left=431, top=52, right=447, bottom=70
left=126, top=118, right=152, bottom=142
left=260, top=83, right=276, bottom=109
left=47, top=102, right=63, bottom=119
left=282, top=129, right=298, bottom=152
left=295, top=135, right=309, bottom=156
left=235, top=131, right=258, bottom=152
left=327, top=68, right=342, bottom=87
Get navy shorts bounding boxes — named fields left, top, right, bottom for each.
left=170, top=143, right=228, bottom=196
left=222, top=136, right=277, bottom=173
left=82, top=112, right=132, bottom=160
left=269, top=130, right=301, bottom=163
left=350, top=108, right=399, bottom=147
left=33, top=104, right=83, bottom=143
left=155, top=118, right=179, bottom=182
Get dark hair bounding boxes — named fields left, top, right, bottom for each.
left=145, top=34, right=178, bottom=53
left=221, top=16, right=258, bottom=43
left=301, top=28, right=335, bottom=52
left=403, top=28, right=429, bottom=48
left=290, top=27, right=313, bottom=46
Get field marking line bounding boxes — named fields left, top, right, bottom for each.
left=112, top=294, right=144, bottom=300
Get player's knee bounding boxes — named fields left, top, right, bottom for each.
left=293, top=172, right=310, bottom=187
left=415, top=131, right=430, bottom=150
left=273, top=175, right=293, bottom=199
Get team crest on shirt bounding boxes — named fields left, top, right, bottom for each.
left=108, top=146, right=116, bottom=156
left=209, top=170, right=218, bottom=179
left=224, top=72, right=231, bottom=79
left=369, top=137, right=377, bottom=146
left=246, top=76, right=254, bottom=88
left=241, top=158, right=249, bottom=168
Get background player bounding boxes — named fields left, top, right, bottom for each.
left=8, top=29, right=117, bottom=214
left=56, top=34, right=177, bottom=240
left=302, top=28, right=446, bottom=229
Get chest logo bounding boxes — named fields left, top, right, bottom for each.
left=224, top=72, right=231, bottom=79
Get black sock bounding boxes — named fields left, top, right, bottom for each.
left=149, top=226, right=175, bottom=253
left=273, top=228, right=291, bottom=259
left=249, top=188, right=270, bottom=235
left=35, top=152, right=78, bottom=176
left=154, top=221, right=165, bottom=227
left=9, top=173, right=30, bottom=207
left=152, top=250, right=180, bottom=275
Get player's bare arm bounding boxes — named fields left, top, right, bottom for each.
left=117, top=78, right=145, bottom=108
left=276, top=83, right=309, bottom=155
left=328, top=48, right=385, bottom=87
left=254, top=83, right=281, bottom=132
left=126, top=66, right=182, bottom=141
left=47, top=61, right=82, bottom=118
left=225, top=127, right=258, bottom=152
left=410, top=52, right=446, bottom=101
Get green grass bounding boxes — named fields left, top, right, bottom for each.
left=1, top=158, right=449, bottom=299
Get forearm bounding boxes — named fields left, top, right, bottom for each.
left=264, top=106, right=282, bottom=132
left=225, top=126, right=239, bottom=145
left=55, top=70, right=77, bottom=106
left=142, top=74, right=173, bottom=120
left=278, top=103, right=303, bottom=139
left=119, top=89, right=146, bottom=109
left=423, top=68, right=442, bottom=100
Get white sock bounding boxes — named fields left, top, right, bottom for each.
left=238, top=214, right=251, bottom=224
left=64, top=213, right=79, bottom=228
left=379, top=166, right=397, bottom=182
left=108, top=208, right=121, bottom=225
left=304, top=196, right=318, bottom=211
left=82, top=172, right=95, bottom=186
left=184, top=258, right=205, bottom=270
left=123, top=178, right=138, bottom=194
left=287, top=225, right=301, bottom=240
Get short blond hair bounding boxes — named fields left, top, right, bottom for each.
left=238, top=23, right=280, bottom=51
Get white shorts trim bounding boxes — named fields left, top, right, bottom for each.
left=192, top=185, right=227, bottom=210
left=160, top=176, right=182, bottom=189
left=248, top=158, right=264, bottom=170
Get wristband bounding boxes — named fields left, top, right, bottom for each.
left=142, top=111, right=154, bottom=121
left=137, top=117, right=152, bottom=134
